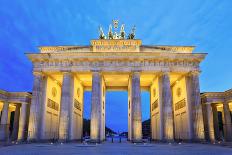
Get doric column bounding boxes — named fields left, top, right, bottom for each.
left=159, top=72, right=173, bottom=140
left=0, top=101, right=9, bottom=141
left=223, top=102, right=232, bottom=141
left=28, top=72, right=47, bottom=141
left=212, top=104, right=220, bottom=140
left=185, top=75, right=194, bottom=140
left=205, top=104, right=215, bottom=141
left=131, top=71, right=142, bottom=142
left=189, top=71, right=205, bottom=140
left=100, top=78, right=106, bottom=141
left=128, top=77, right=132, bottom=141
left=90, top=71, right=102, bottom=142
left=18, top=103, right=29, bottom=141
left=59, top=72, right=74, bottom=141
left=12, top=104, right=21, bottom=140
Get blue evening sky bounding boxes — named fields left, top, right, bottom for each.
left=0, top=0, right=232, bottom=132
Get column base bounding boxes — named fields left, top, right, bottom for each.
left=87, top=139, right=102, bottom=144
left=131, top=139, right=144, bottom=143
left=0, top=124, right=9, bottom=141
left=58, top=139, right=83, bottom=143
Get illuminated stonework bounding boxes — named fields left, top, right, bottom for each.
left=0, top=90, right=31, bottom=141
left=1, top=21, right=231, bottom=144
left=24, top=30, right=208, bottom=142
left=201, top=90, right=232, bottom=142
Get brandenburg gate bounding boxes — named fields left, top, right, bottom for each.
left=24, top=21, right=207, bottom=143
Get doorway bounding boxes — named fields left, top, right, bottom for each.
left=105, top=91, right=128, bottom=142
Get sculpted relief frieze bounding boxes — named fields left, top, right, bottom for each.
left=33, top=60, right=199, bottom=72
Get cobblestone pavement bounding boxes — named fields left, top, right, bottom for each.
left=0, top=141, right=231, bottom=155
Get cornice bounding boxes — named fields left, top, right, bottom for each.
left=201, top=92, right=225, bottom=98
left=201, top=89, right=232, bottom=98
left=0, top=89, right=8, bottom=95
left=8, top=92, right=32, bottom=98
left=26, top=52, right=207, bottom=63
left=38, top=44, right=197, bottom=53
left=0, top=89, right=32, bottom=103
left=224, top=88, right=232, bottom=96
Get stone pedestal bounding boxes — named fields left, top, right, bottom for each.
left=59, top=72, right=74, bottom=141
left=0, top=102, right=9, bottom=141
left=223, top=103, right=232, bottom=141
left=28, top=72, right=47, bottom=141
left=18, top=103, right=29, bottom=141
left=131, top=72, right=142, bottom=142
left=90, top=71, right=102, bottom=142
left=160, top=72, right=173, bottom=141
left=12, top=104, right=21, bottom=140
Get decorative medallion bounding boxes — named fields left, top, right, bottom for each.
left=177, top=87, right=182, bottom=97
left=52, top=87, right=57, bottom=98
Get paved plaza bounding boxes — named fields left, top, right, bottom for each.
left=0, top=142, right=232, bottom=155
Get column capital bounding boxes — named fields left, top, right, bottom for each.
left=161, top=71, right=170, bottom=76
left=14, top=103, right=21, bottom=108
left=189, top=70, right=201, bottom=76
left=33, top=71, right=44, bottom=76
left=131, top=71, right=141, bottom=75
left=2, top=100, right=9, bottom=104
left=211, top=103, right=218, bottom=108
left=161, top=68, right=171, bottom=73
left=159, top=69, right=171, bottom=76
left=91, top=69, right=102, bottom=73
left=223, top=102, right=230, bottom=107
left=91, top=71, right=103, bottom=77
left=62, top=71, right=73, bottom=76
left=131, top=68, right=142, bottom=72
left=60, top=69, right=72, bottom=74
left=129, top=72, right=141, bottom=80
left=204, top=102, right=212, bottom=105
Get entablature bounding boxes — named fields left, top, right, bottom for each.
left=201, top=89, right=232, bottom=104
left=0, top=89, right=32, bottom=104
left=38, top=44, right=196, bottom=53
left=27, top=52, right=205, bottom=73
left=27, top=52, right=206, bottom=63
